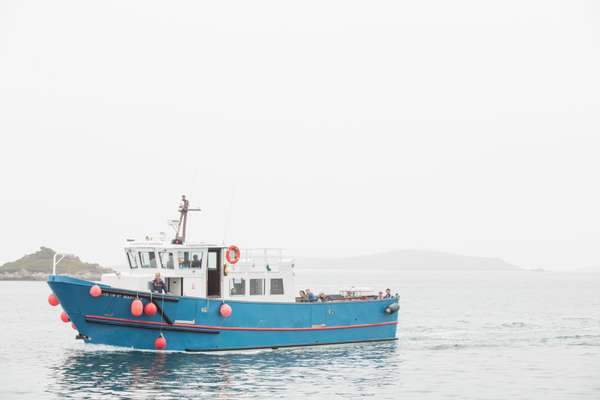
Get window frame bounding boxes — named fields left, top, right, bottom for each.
left=190, top=250, right=204, bottom=269
left=270, top=278, right=284, bottom=295
left=159, top=251, right=174, bottom=269
left=249, top=278, right=265, bottom=296
left=207, top=251, right=218, bottom=270
left=230, top=278, right=246, bottom=296
left=138, top=251, right=157, bottom=269
left=178, top=251, right=190, bottom=269
left=127, top=251, right=138, bottom=269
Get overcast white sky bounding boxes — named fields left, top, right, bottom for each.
left=1, top=1, right=599, bottom=269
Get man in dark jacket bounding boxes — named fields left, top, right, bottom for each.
left=151, top=272, right=167, bottom=294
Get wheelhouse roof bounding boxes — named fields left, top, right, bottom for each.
left=124, top=240, right=226, bottom=249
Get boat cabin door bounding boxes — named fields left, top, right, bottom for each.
left=166, top=277, right=183, bottom=296
left=207, top=248, right=221, bottom=297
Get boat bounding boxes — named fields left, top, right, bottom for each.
left=47, top=196, right=400, bottom=351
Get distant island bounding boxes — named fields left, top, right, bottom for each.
left=576, top=265, right=600, bottom=272
left=0, top=247, right=113, bottom=281
left=0, top=248, right=523, bottom=281
left=294, top=250, right=522, bottom=271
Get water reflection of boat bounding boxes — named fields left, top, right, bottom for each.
left=47, top=342, right=398, bottom=399
left=47, top=197, right=399, bottom=351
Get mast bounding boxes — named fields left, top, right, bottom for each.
left=172, top=195, right=201, bottom=244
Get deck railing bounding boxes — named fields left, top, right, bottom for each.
left=52, top=252, right=75, bottom=275
left=238, top=248, right=287, bottom=265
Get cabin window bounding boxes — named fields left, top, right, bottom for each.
left=250, top=279, right=265, bottom=296
left=190, top=251, right=203, bottom=269
left=208, top=251, right=217, bottom=270
left=270, top=278, right=284, bottom=295
left=127, top=252, right=138, bottom=269
left=230, top=278, right=246, bottom=296
left=139, top=251, right=157, bottom=268
left=159, top=251, right=174, bottom=269
left=178, top=251, right=190, bottom=268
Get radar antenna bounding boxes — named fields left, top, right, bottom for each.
left=172, top=195, right=201, bottom=244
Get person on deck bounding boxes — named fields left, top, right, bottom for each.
left=191, top=254, right=202, bottom=268
left=383, top=288, right=392, bottom=299
left=306, top=289, right=316, bottom=302
left=179, top=195, right=189, bottom=212
left=151, top=272, right=167, bottom=294
left=298, top=290, right=308, bottom=302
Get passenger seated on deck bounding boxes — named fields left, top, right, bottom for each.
left=191, top=254, right=202, bottom=268
left=318, top=292, right=328, bottom=302
left=378, top=291, right=384, bottom=300
left=306, top=289, right=316, bottom=302
left=383, top=288, right=392, bottom=299
left=298, top=290, right=307, bottom=302
left=151, top=272, right=167, bottom=294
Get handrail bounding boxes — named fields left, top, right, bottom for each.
left=52, top=252, right=74, bottom=275
left=239, top=248, right=286, bottom=263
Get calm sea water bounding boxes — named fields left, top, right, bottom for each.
left=0, top=270, right=599, bottom=399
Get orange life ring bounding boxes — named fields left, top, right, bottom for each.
left=226, top=245, right=240, bottom=264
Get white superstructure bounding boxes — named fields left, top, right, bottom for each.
left=102, top=241, right=295, bottom=302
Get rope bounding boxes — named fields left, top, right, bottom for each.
left=160, top=292, right=165, bottom=336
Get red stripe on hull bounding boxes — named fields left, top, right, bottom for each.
left=84, top=315, right=398, bottom=332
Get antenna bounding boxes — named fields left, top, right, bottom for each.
left=172, top=195, right=201, bottom=244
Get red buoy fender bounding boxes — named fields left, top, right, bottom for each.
left=219, top=303, right=232, bottom=317
left=131, top=299, right=143, bottom=317
left=155, top=335, right=167, bottom=350
left=60, top=311, right=70, bottom=323
left=226, top=245, right=240, bottom=264
left=89, top=285, right=102, bottom=298
left=48, top=293, right=59, bottom=306
left=144, top=302, right=157, bottom=316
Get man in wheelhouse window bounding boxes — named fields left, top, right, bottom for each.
left=191, top=254, right=202, bottom=268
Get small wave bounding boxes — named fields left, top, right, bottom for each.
left=403, top=336, right=432, bottom=342
left=568, top=342, right=600, bottom=347
left=539, top=334, right=600, bottom=347
left=500, top=322, right=528, bottom=328
left=428, top=344, right=467, bottom=350
left=482, top=321, right=535, bottom=329
left=553, top=334, right=600, bottom=340
left=427, top=343, right=502, bottom=351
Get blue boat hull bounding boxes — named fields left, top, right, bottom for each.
left=48, top=275, right=399, bottom=351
